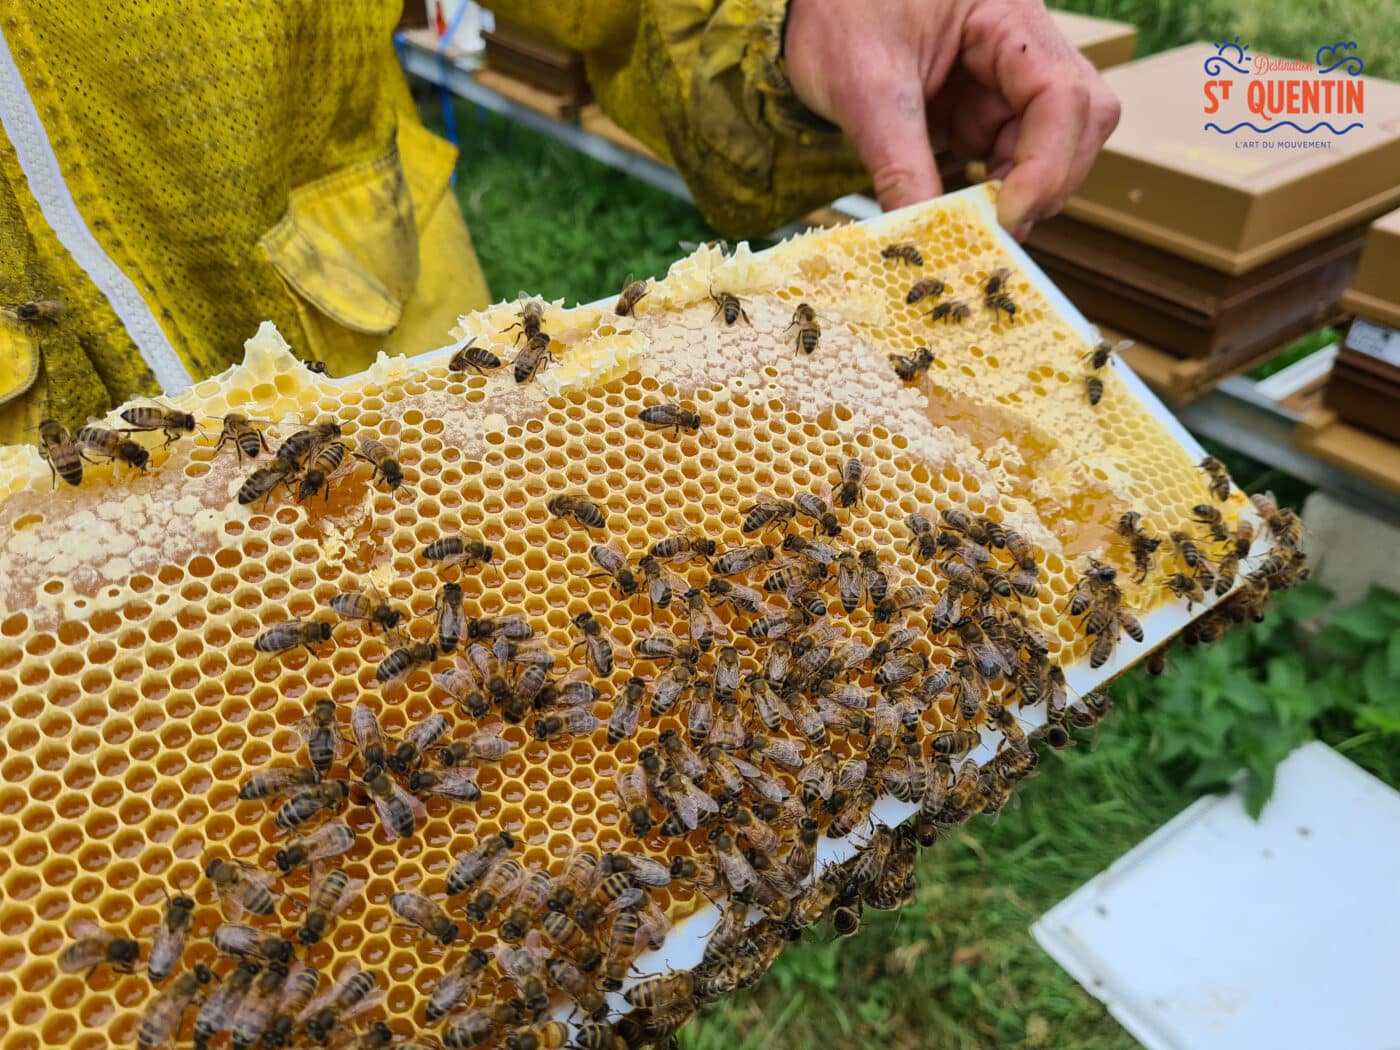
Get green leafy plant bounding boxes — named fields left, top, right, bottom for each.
left=1116, top=583, right=1400, bottom=816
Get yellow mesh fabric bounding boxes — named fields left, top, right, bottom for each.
left=0, top=1, right=485, bottom=430
left=488, top=0, right=870, bottom=236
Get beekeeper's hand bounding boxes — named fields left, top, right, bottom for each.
left=784, top=0, right=1121, bottom=237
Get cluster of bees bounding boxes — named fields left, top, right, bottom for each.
left=44, top=241, right=1307, bottom=1050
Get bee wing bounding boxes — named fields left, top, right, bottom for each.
left=683, top=782, right=719, bottom=821
left=837, top=759, right=868, bottom=792
left=762, top=739, right=806, bottom=769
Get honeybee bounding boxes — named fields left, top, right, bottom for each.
left=638, top=402, right=703, bottom=437
left=1086, top=374, right=1106, bottom=406
left=441, top=728, right=511, bottom=769
left=709, top=287, right=750, bottom=326
left=688, top=680, right=716, bottom=745
left=304, top=968, right=378, bottom=1042
left=657, top=767, right=720, bottom=831
left=954, top=617, right=1010, bottom=680
left=297, top=440, right=350, bottom=502
left=230, top=957, right=294, bottom=1050
left=262, top=968, right=320, bottom=1050
left=237, top=762, right=319, bottom=802
left=889, top=345, right=936, bottom=384
left=5, top=297, right=65, bottom=323
left=745, top=730, right=805, bottom=770
left=390, top=713, right=450, bottom=774
left=465, top=857, right=524, bottom=923
left=376, top=640, right=438, bottom=685
left=1116, top=511, right=1161, bottom=582
left=408, top=765, right=482, bottom=803
left=444, top=1011, right=501, bottom=1050
left=608, top=272, right=651, bottom=317
left=446, top=831, right=516, bottom=895
left=1163, top=572, right=1205, bottom=607
left=59, top=925, right=141, bottom=977
left=143, top=894, right=197, bottom=984
left=985, top=290, right=1017, bottom=322
left=448, top=337, right=503, bottom=375
left=787, top=302, right=821, bottom=354
left=1064, top=689, right=1113, bottom=729
left=1081, top=337, right=1127, bottom=371
left=708, top=829, right=758, bottom=895
left=274, top=819, right=356, bottom=873
left=139, top=964, right=214, bottom=1050
left=873, top=583, right=929, bottom=624
left=250, top=616, right=331, bottom=658
left=206, top=857, right=277, bottom=917
left=208, top=415, right=277, bottom=469
left=647, top=659, right=694, bottom=717
left=533, top=709, right=602, bottom=741
left=1192, top=503, right=1230, bottom=542
left=833, top=456, right=866, bottom=508
left=930, top=298, right=971, bottom=324
left=545, top=957, right=608, bottom=1022
left=274, top=421, right=341, bottom=469
left=542, top=909, right=602, bottom=971
left=425, top=947, right=491, bottom=1023
left=703, top=744, right=757, bottom=800
left=568, top=611, right=614, bottom=676
left=881, top=242, right=923, bottom=265
left=329, top=587, right=402, bottom=636
left=195, top=960, right=262, bottom=1050
left=711, top=543, right=774, bottom=578
left=423, top=534, right=497, bottom=571
left=514, top=332, right=554, bottom=383
left=588, top=543, right=638, bottom=597
left=706, top=579, right=767, bottom=617
left=390, top=890, right=459, bottom=945
left=274, top=779, right=350, bottom=832
left=742, top=497, right=798, bottom=535
left=874, top=651, right=927, bottom=687
left=607, top=677, right=646, bottom=744
left=650, top=529, right=717, bottom=563
left=120, top=403, right=199, bottom=447
left=836, top=551, right=864, bottom=614
left=748, top=676, right=792, bottom=733
left=546, top=492, right=606, bottom=530
left=364, top=765, right=423, bottom=838
left=236, top=460, right=298, bottom=506
left=1251, top=492, right=1301, bottom=549
left=546, top=848, right=602, bottom=915
left=346, top=701, right=390, bottom=770
left=297, top=867, right=356, bottom=946
left=351, top=438, right=404, bottom=493
left=506, top=295, right=546, bottom=342
left=1214, top=552, right=1238, bottom=596
left=37, top=419, right=84, bottom=488
left=603, top=850, right=673, bottom=889
left=706, top=699, right=746, bottom=751
left=624, top=971, right=695, bottom=1013
left=75, top=425, right=151, bottom=471
left=1196, top=455, right=1231, bottom=502
left=613, top=765, right=653, bottom=835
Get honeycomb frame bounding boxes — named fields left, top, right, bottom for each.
left=0, top=184, right=1282, bottom=1050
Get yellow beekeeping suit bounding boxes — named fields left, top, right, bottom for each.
left=0, top=1, right=864, bottom=443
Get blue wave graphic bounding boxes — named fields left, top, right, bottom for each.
left=1204, top=120, right=1365, bottom=134
left=1316, top=42, right=1364, bottom=75
left=1204, top=55, right=1250, bottom=75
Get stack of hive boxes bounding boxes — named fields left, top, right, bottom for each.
left=1025, top=43, right=1400, bottom=401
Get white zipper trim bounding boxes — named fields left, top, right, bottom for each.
left=0, top=31, right=193, bottom=395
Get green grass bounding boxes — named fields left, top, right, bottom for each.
left=426, top=102, right=715, bottom=305
left=410, top=4, right=1400, bottom=1045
